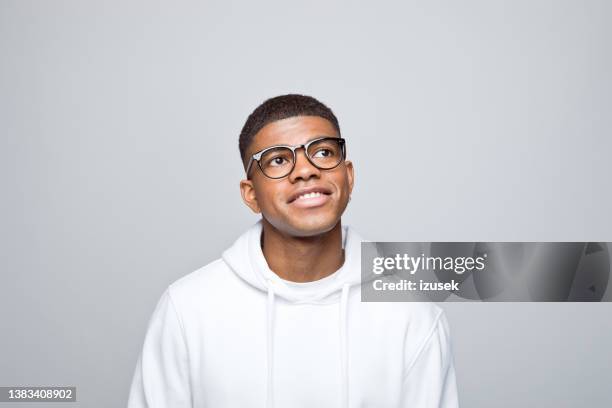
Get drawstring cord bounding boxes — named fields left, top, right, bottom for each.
left=267, top=283, right=275, bottom=408
left=340, top=283, right=350, bottom=408
left=266, top=281, right=351, bottom=408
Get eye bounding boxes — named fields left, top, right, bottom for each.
left=267, top=156, right=289, bottom=167
left=313, top=148, right=334, bottom=158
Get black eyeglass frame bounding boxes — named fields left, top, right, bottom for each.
left=245, top=136, right=346, bottom=179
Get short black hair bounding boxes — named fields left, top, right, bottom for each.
left=239, top=94, right=341, bottom=165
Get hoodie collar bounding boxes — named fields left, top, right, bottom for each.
left=222, top=220, right=364, bottom=304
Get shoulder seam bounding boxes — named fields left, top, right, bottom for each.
left=403, top=310, right=444, bottom=379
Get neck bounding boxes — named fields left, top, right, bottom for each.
left=261, top=219, right=345, bottom=283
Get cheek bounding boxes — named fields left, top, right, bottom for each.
left=253, top=184, right=284, bottom=211
left=333, top=174, right=351, bottom=199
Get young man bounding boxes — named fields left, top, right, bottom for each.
left=127, top=94, right=459, bottom=407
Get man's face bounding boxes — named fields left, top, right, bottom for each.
left=240, top=116, right=354, bottom=238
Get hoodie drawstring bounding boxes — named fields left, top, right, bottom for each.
left=266, top=281, right=351, bottom=408
left=340, top=283, right=350, bottom=408
left=267, top=283, right=275, bottom=408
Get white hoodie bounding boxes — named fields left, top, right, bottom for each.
left=128, top=221, right=459, bottom=407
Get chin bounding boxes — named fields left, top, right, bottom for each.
left=288, top=217, right=340, bottom=237
left=266, top=214, right=340, bottom=238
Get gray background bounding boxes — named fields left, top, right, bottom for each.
left=1, top=0, right=611, bottom=407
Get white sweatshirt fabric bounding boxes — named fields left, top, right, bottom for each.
left=128, top=221, right=459, bottom=407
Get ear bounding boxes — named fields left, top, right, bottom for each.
left=240, top=178, right=261, bottom=213
left=344, top=160, right=355, bottom=197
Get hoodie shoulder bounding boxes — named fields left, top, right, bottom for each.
left=405, top=301, right=445, bottom=336
left=167, top=258, right=233, bottom=300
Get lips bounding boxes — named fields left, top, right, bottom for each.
left=287, top=186, right=332, bottom=204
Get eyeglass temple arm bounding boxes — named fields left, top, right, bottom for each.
left=245, top=152, right=263, bottom=177
left=245, top=157, right=254, bottom=176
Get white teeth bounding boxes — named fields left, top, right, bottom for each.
left=297, top=192, right=322, bottom=200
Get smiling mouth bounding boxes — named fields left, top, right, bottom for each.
left=288, top=189, right=332, bottom=204
left=289, top=191, right=332, bottom=208
left=295, top=191, right=326, bottom=201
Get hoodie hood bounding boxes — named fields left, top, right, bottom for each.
left=222, top=219, right=368, bottom=304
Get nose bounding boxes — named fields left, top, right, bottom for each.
left=288, top=147, right=320, bottom=182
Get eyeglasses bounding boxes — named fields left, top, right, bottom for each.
left=246, top=136, right=346, bottom=179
